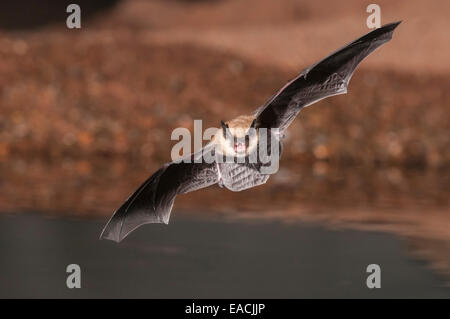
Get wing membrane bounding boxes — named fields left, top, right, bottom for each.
left=100, top=150, right=218, bottom=242
left=255, top=22, right=401, bottom=131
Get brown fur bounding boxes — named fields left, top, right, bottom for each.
left=225, top=115, right=255, bottom=138
left=212, top=114, right=258, bottom=156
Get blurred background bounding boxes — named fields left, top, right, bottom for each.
left=0, top=0, right=449, bottom=298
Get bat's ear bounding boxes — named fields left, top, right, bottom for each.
left=221, top=120, right=229, bottom=138
left=246, top=119, right=257, bottom=135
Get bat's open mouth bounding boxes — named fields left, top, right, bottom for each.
left=234, top=142, right=246, bottom=153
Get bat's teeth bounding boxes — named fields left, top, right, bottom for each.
left=235, top=142, right=246, bottom=153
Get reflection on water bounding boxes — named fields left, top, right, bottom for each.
left=0, top=157, right=449, bottom=287
left=0, top=213, right=448, bottom=298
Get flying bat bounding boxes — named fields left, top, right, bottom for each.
left=100, top=21, right=401, bottom=242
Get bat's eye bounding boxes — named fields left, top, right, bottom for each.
left=221, top=120, right=229, bottom=138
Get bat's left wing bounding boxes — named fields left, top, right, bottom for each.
left=255, top=21, right=401, bottom=132
left=100, top=147, right=218, bottom=242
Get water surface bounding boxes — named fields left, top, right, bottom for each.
left=0, top=213, right=448, bottom=298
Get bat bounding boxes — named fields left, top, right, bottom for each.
left=100, top=21, right=401, bottom=242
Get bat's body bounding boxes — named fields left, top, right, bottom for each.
left=101, top=22, right=401, bottom=242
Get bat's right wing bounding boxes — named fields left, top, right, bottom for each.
left=100, top=147, right=218, bottom=242
left=255, top=21, right=401, bottom=132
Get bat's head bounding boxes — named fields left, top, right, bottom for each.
left=217, top=115, right=258, bottom=158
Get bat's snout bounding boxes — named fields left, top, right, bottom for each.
left=234, top=142, right=246, bottom=153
